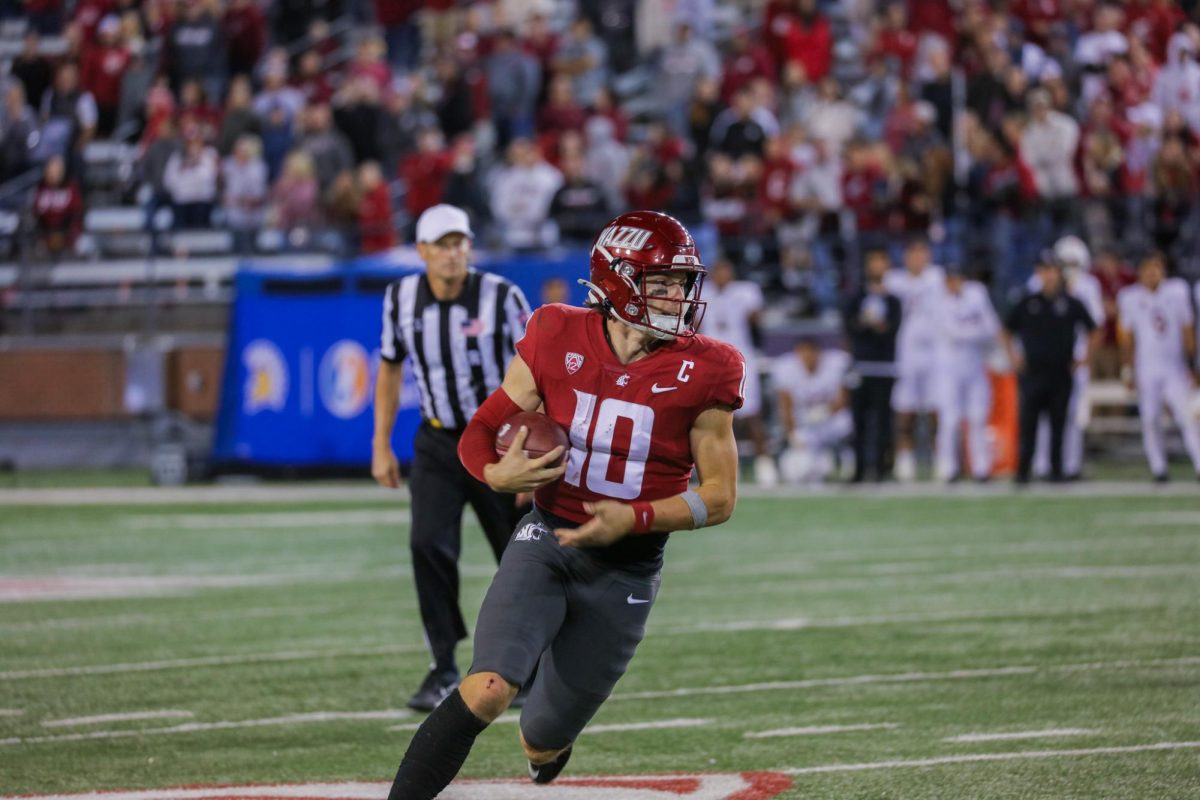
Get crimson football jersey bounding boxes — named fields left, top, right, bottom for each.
left=518, top=304, right=745, bottom=564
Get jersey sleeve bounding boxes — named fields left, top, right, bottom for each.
left=380, top=281, right=406, bottom=364
left=515, top=303, right=565, bottom=388
left=708, top=345, right=746, bottom=411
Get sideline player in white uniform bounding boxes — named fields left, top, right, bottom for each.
left=773, top=339, right=852, bottom=483
left=1117, top=252, right=1200, bottom=481
left=1030, top=236, right=1104, bottom=479
left=934, top=266, right=1000, bottom=482
left=884, top=237, right=945, bottom=481
left=703, top=258, right=776, bottom=485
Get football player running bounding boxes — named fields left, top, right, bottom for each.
left=384, top=211, right=745, bottom=799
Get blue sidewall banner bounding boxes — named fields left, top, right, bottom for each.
left=212, top=249, right=590, bottom=469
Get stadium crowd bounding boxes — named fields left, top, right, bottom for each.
left=2, top=0, right=1200, bottom=482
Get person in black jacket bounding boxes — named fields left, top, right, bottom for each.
left=843, top=248, right=903, bottom=482
left=1002, top=252, right=1098, bottom=484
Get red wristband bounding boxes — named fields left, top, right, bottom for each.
left=629, top=501, right=655, bottom=534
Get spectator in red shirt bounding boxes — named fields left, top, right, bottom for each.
left=522, top=11, right=559, bottom=79
left=349, top=34, right=392, bottom=95
left=721, top=26, right=775, bottom=103
left=537, top=73, right=588, bottom=144
left=399, top=127, right=452, bottom=222
left=223, top=0, right=267, bottom=79
left=357, top=161, right=395, bottom=254
left=34, top=155, right=83, bottom=258
left=870, top=2, right=918, bottom=79
left=79, top=15, right=129, bottom=136
left=841, top=139, right=891, bottom=247
left=1091, top=247, right=1136, bottom=376
left=72, top=0, right=113, bottom=45
left=587, top=86, right=628, bottom=143
left=1127, top=0, right=1186, bottom=64
left=776, top=0, right=833, bottom=85
left=759, top=135, right=797, bottom=226
left=293, top=49, right=335, bottom=107
left=178, top=79, right=222, bottom=145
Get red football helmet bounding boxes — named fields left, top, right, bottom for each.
left=582, top=211, right=707, bottom=339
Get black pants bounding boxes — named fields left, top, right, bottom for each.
left=851, top=376, right=895, bottom=481
left=408, top=423, right=522, bottom=672
left=1018, top=368, right=1072, bottom=480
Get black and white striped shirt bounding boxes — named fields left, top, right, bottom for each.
left=380, top=269, right=531, bottom=430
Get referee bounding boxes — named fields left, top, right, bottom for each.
left=372, top=204, right=532, bottom=711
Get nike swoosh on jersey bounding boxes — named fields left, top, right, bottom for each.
left=650, top=384, right=677, bottom=393
left=626, top=594, right=650, bottom=604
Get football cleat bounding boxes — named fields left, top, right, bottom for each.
left=406, top=668, right=460, bottom=712
left=528, top=745, right=573, bottom=785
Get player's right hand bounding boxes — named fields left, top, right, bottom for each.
left=371, top=444, right=402, bottom=489
left=484, top=426, right=567, bottom=493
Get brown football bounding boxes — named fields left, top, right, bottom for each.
left=494, top=411, right=570, bottom=467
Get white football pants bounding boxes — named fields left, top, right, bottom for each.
left=936, top=366, right=992, bottom=480
left=1136, top=368, right=1200, bottom=476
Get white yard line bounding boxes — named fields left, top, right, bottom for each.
left=388, top=716, right=711, bottom=735
left=0, top=709, right=23, bottom=717
left=656, top=607, right=1115, bottom=635
left=609, top=655, right=1200, bottom=702
left=945, top=728, right=1098, bottom=743
left=697, top=563, right=1200, bottom=592
left=42, top=710, right=195, bottom=728
left=0, top=643, right=426, bottom=681
left=779, top=740, right=1200, bottom=776
left=0, top=486, right=405, bottom=506
left=0, top=604, right=337, bottom=633
left=746, top=723, right=899, bottom=738
left=122, top=510, right=408, bottom=530
left=2, top=480, right=1196, bottom=507
left=1105, top=511, right=1200, bottom=526
left=1, top=710, right=413, bottom=747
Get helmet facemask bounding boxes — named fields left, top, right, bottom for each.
left=583, top=259, right=707, bottom=340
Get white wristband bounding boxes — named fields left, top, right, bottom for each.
left=680, top=490, right=708, bottom=529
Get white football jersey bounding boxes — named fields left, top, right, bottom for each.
left=773, top=349, right=851, bottom=412
left=703, top=279, right=764, bottom=360
left=884, top=265, right=946, bottom=352
left=937, top=281, right=999, bottom=364
left=1118, top=282, right=1195, bottom=371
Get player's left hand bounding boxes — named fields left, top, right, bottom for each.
left=554, top=501, right=634, bottom=549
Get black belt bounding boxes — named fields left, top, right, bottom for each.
left=421, top=418, right=462, bottom=435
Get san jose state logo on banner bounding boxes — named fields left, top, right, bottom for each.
left=242, top=339, right=289, bottom=414
left=319, top=340, right=371, bottom=419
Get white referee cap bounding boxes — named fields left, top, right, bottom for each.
left=415, top=204, right=473, bottom=244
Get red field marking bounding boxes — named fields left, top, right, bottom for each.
left=2, top=772, right=793, bottom=800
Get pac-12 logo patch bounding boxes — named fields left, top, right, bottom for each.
left=319, top=340, right=371, bottom=419
left=565, top=351, right=584, bottom=374
left=242, top=339, right=289, bottom=414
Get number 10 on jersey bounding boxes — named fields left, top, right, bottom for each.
left=564, top=390, right=655, bottom=500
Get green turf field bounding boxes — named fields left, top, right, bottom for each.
left=1, top=488, right=1198, bottom=799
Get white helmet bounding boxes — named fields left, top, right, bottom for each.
left=1053, top=235, right=1091, bottom=272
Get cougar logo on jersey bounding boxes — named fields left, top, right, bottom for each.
left=565, top=351, right=584, bottom=375
left=595, top=224, right=653, bottom=253
left=514, top=522, right=548, bottom=542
